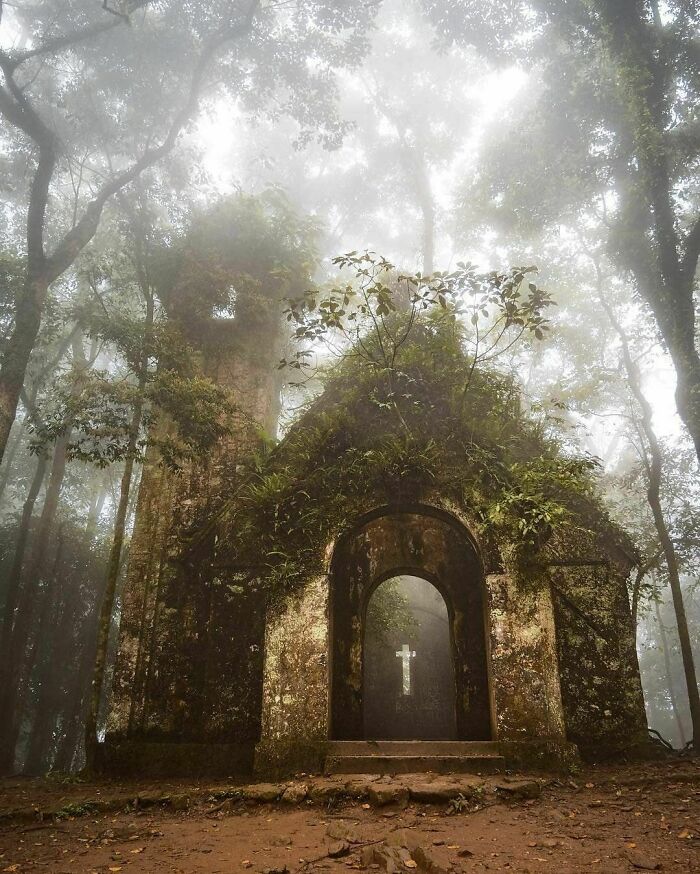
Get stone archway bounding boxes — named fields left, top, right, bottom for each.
left=329, top=505, right=492, bottom=741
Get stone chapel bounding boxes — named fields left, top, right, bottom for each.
left=103, top=234, right=650, bottom=779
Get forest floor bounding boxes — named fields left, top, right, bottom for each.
left=0, top=759, right=698, bottom=874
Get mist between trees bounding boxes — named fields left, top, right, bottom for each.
left=0, top=0, right=699, bottom=774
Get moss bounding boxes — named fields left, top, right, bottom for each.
left=498, top=740, right=580, bottom=774
left=54, top=801, right=103, bottom=820
left=254, top=739, right=329, bottom=779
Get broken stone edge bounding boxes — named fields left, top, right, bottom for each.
left=0, top=775, right=544, bottom=825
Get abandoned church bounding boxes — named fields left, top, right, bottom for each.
left=103, top=234, right=650, bottom=780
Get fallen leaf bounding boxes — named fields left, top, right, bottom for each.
left=677, top=829, right=691, bottom=839
left=404, top=861, right=417, bottom=869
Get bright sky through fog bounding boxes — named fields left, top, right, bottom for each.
left=193, top=52, right=683, bottom=445
left=195, top=64, right=528, bottom=199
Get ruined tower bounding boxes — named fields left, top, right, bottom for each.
left=104, top=195, right=315, bottom=774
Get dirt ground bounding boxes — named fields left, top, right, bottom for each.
left=0, top=760, right=698, bottom=874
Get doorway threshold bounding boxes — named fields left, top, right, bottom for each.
left=325, top=740, right=505, bottom=774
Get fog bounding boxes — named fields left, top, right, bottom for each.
left=0, top=0, right=698, bottom=775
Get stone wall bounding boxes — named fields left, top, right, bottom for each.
left=255, top=577, right=330, bottom=777
left=327, top=508, right=492, bottom=742
left=486, top=573, right=566, bottom=741
left=105, top=316, right=282, bottom=773
left=253, top=505, right=583, bottom=775
left=550, top=561, right=648, bottom=759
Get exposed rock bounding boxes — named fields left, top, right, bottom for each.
left=494, top=779, right=541, bottom=800
left=345, top=778, right=379, bottom=798
left=169, top=794, right=190, bottom=811
left=407, top=780, right=483, bottom=804
left=625, top=850, right=661, bottom=870
left=411, top=845, right=451, bottom=874
left=135, top=793, right=167, bottom=807
left=242, top=783, right=284, bottom=803
left=365, top=839, right=452, bottom=874
left=369, top=785, right=410, bottom=807
left=281, top=783, right=308, bottom=803
left=386, top=830, right=421, bottom=852
left=361, top=845, right=377, bottom=867
left=309, top=781, right=346, bottom=803
left=365, top=843, right=414, bottom=873
left=326, top=821, right=369, bottom=844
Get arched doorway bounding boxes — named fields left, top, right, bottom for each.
left=363, top=575, right=457, bottom=740
left=329, top=505, right=492, bottom=741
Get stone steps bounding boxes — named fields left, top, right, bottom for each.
left=325, top=741, right=506, bottom=775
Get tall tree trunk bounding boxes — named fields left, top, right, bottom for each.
left=85, top=476, right=108, bottom=540
left=414, top=155, right=435, bottom=275
left=631, top=565, right=645, bottom=633
left=600, top=289, right=700, bottom=748
left=84, top=271, right=154, bottom=771
left=0, top=453, right=48, bottom=651
left=397, top=140, right=435, bottom=275
left=84, top=413, right=142, bottom=771
left=53, top=568, right=108, bottom=773
left=654, top=598, right=687, bottom=748
left=0, top=431, right=70, bottom=773
left=22, top=526, right=67, bottom=775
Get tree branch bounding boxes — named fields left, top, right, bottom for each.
left=4, top=19, right=122, bottom=72
left=44, top=0, right=261, bottom=284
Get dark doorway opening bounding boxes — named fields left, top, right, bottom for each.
left=363, top=575, right=457, bottom=740
left=329, top=505, right=492, bottom=742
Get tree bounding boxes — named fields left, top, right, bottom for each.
left=282, top=249, right=554, bottom=436
left=226, top=0, right=481, bottom=274
left=0, top=0, right=378, bottom=464
left=599, top=281, right=700, bottom=749
left=430, top=0, right=700, bottom=464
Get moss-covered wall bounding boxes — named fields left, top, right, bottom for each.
left=550, top=561, right=648, bottom=759
left=486, top=572, right=566, bottom=741
left=252, top=501, right=648, bottom=776
left=254, top=504, right=576, bottom=775
left=105, top=317, right=282, bottom=761
left=255, top=576, right=330, bottom=777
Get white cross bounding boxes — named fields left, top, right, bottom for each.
left=395, top=643, right=416, bottom=695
